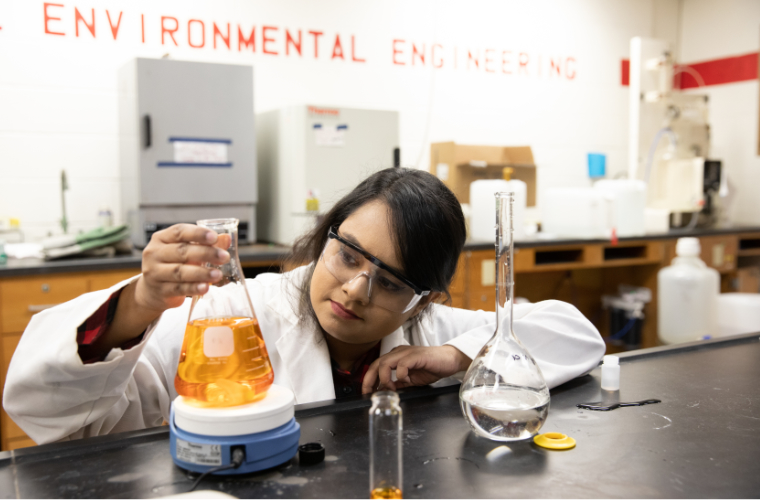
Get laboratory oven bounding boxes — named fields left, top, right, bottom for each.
left=118, top=58, right=257, bottom=247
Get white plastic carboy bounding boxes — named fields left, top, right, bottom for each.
left=169, top=219, right=299, bottom=475
left=657, top=237, right=720, bottom=344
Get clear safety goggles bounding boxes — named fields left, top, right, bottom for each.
left=321, top=227, right=430, bottom=313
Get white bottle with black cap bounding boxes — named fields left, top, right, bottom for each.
left=657, top=237, right=720, bottom=344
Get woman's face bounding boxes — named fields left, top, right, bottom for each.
left=310, top=200, right=430, bottom=345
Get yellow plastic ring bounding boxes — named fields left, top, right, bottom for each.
left=533, top=432, right=576, bottom=450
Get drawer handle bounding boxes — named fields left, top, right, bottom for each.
left=28, top=304, right=59, bottom=313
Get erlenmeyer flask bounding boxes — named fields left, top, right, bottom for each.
left=174, top=218, right=274, bottom=407
left=459, top=193, right=550, bottom=441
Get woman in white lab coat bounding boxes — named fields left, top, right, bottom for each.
left=4, top=168, right=605, bottom=446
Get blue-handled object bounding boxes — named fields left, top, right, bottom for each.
left=587, top=153, right=606, bottom=178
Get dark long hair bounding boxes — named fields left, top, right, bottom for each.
left=285, top=167, right=466, bottom=323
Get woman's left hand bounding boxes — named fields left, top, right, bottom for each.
left=361, top=345, right=472, bottom=394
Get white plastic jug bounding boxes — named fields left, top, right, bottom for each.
left=593, top=179, right=647, bottom=237
left=470, top=179, right=526, bottom=241
left=657, top=238, right=720, bottom=344
left=541, top=187, right=613, bottom=239
left=716, top=293, right=760, bottom=337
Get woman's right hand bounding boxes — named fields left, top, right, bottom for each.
left=134, top=224, right=231, bottom=313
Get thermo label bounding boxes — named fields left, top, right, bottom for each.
left=203, top=326, right=235, bottom=358
left=176, top=439, right=222, bottom=466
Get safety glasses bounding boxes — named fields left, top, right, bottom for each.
left=321, top=227, right=430, bottom=313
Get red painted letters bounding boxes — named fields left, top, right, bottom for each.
left=161, top=16, right=178, bottom=46
left=106, top=10, right=123, bottom=40
left=262, top=26, right=278, bottom=55
left=238, top=26, right=255, bottom=52
left=518, top=52, right=529, bottom=74
left=351, top=35, right=365, bottom=63
left=188, top=19, right=205, bottom=48
left=566, top=57, right=576, bottom=80
left=432, top=43, right=443, bottom=68
left=501, top=50, right=512, bottom=74
left=393, top=39, right=405, bottom=65
left=412, top=43, right=425, bottom=66
left=467, top=50, right=479, bottom=70
left=308, top=31, right=323, bottom=58
left=44, top=3, right=65, bottom=36
left=34, top=6, right=580, bottom=80
left=331, top=34, right=344, bottom=60
left=484, top=49, right=495, bottom=73
left=214, top=22, right=230, bottom=50
left=74, top=7, right=94, bottom=38
left=286, top=29, right=301, bottom=56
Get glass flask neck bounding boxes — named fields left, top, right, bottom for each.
left=187, top=217, right=257, bottom=324
left=495, top=192, right=515, bottom=341
left=196, top=218, right=244, bottom=288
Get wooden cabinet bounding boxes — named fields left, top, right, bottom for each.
left=0, top=268, right=139, bottom=451
left=467, top=251, right=496, bottom=311
left=447, top=254, right=467, bottom=309
left=0, top=276, right=89, bottom=334
left=88, top=270, right=140, bottom=294
left=453, top=235, right=742, bottom=353
left=1, top=334, right=25, bottom=442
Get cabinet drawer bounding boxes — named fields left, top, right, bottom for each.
left=0, top=275, right=88, bottom=334
left=449, top=255, right=467, bottom=297
left=470, top=290, right=496, bottom=311
left=1, top=409, right=26, bottom=443
left=88, top=270, right=139, bottom=293
left=468, top=250, right=497, bottom=311
left=700, top=236, right=738, bottom=273
left=1, top=333, right=21, bottom=387
left=6, top=437, right=36, bottom=451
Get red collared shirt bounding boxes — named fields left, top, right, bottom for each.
left=76, top=288, right=146, bottom=364
left=330, top=341, right=381, bottom=399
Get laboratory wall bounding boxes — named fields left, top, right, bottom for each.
left=0, top=0, right=753, bottom=241
left=678, top=0, right=760, bottom=226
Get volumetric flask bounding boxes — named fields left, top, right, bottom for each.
left=459, top=193, right=550, bottom=441
left=174, top=218, right=274, bottom=407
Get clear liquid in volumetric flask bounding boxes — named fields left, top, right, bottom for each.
left=174, top=316, right=274, bottom=407
left=460, top=387, right=549, bottom=441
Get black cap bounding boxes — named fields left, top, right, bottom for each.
left=298, top=442, right=325, bottom=465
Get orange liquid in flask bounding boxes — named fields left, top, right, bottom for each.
left=174, top=316, right=274, bottom=407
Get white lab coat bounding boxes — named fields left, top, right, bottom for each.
left=3, top=266, right=605, bottom=445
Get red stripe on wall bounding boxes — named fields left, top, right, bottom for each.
left=620, top=52, right=758, bottom=88
left=621, top=59, right=630, bottom=86
left=675, top=52, right=758, bottom=89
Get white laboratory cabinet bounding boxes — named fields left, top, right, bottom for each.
left=118, top=58, right=257, bottom=247
left=256, top=106, right=399, bottom=245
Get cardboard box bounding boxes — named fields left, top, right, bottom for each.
left=734, top=266, right=760, bottom=293
left=429, top=142, right=537, bottom=206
